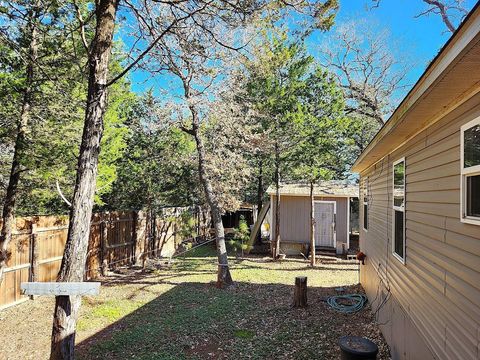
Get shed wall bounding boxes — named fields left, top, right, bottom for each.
left=359, top=92, right=480, bottom=360
left=270, top=195, right=349, bottom=253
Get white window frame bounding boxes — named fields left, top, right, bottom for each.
left=392, top=157, right=406, bottom=264
left=363, top=177, right=368, bottom=232
left=460, top=117, right=480, bottom=225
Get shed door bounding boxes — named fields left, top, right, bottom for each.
left=314, top=202, right=335, bottom=247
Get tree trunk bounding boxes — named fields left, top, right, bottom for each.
left=256, top=160, right=263, bottom=245
left=50, top=1, right=118, bottom=359
left=30, top=225, right=39, bottom=300
left=257, top=160, right=263, bottom=215
left=100, top=216, right=108, bottom=276
left=0, top=4, right=39, bottom=284
left=190, top=109, right=232, bottom=288
left=310, top=181, right=315, bottom=267
left=273, top=141, right=281, bottom=260
left=133, top=211, right=146, bottom=265
left=293, top=276, right=308, bottom=308
left=201, top=207, right=209, bottom=239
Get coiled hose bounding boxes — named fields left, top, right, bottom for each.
left=327, top=294, right=367, bottom=313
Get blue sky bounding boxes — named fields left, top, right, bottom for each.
left=321, top=0, right=477, bottom=85
left=126, top=0, right=477, bottom=99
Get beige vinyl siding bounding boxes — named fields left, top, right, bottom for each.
left=271, top=196, right=310, bottom=243
left=270, top=195, right=349, bottom=249
left=359, top=92, right=480, bottom=360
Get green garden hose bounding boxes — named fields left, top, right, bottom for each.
left=327, top=294, right=367, bottom=313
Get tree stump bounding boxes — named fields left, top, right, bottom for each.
left=293, top=276, right=308, bottom=308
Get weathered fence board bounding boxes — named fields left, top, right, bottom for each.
left=0, top=207, right=196, bottom=309
left=21, top=282, right=101, bottom=296
left=0, top=212, right=135, bottom=309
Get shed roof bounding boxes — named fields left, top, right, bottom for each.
left=266, top=182, right=358, bottom=198
left=352, top=2, right=480, bottom=173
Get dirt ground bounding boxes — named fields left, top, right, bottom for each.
left=0, top=251, right=389, bottom=360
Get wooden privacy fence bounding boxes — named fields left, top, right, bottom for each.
left=0, top=209, right=192, bottom=310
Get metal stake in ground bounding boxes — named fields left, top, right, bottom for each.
left=293, top=276, right=307, bottom=308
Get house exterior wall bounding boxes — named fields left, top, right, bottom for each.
left=270, top=195, right=349, bottom=254
left=359, top=92, right=480, bottom=360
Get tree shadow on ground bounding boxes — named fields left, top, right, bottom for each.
left=76, top=280, right=389, bottom=360
left=100, top=255, right=358, bottom=292
left=235, top=262, right=358, bottom=272
left=101, top=269, right=217, bottom=287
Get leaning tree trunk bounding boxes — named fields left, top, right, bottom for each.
left=50, top=1, right=118, bottom=359
left=273, top=140, right=281, bottom=260
left=0, top=5, right=38, bottom=284
left=309, top=181, right=315, bottom=267
left=190, top=108, right=232, bottom=288
left=257, top=160, right=263, bottom=215
left=256, top=160, right=263, bottom=245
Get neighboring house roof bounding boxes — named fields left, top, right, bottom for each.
left=266, top=182, right=359, bottom=197
left=228, top=203, right=255, bottom=211
left=352, top=2, right=480, bottom=173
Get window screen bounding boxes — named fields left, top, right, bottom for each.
left=363, top=204, right=368, bottom=230
left=394, top=210, right=404, bottom=259
left=467, top=175, right=480, bottom=218
left=393, top=161, right=405, bottom=208
left=363, top=179, right=368, bottom=231
left=464, top=123, right=480, bottom=168
left=461, top=119, right=480, bottom=223
left=393, top=159, right=405, bottom=261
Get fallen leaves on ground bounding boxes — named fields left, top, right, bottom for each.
left=0, top=250, right=389, bottom=360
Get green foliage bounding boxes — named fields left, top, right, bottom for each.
left=96, top=68, right=136, bottom=206
left=0, top=1, right=88, bottom=214
left=0, top=2, right=135, bottom=215
left=0, top=1, right=354, bottom=220
left=228, top=216, right=251, bottom=254
left=177, top=211, right=197, bottom=241
left=243, top=35, right=316, bottom=189
left=11, top=56, right=135, bottom=215
left=338, top=114, right=381, bottom=167
left=247, top=35, right=314, bottom=130
left=234, top=329, right=255, bottom=339
left=243, top=34, right=351, bottom=193
left=105, top=92, right=200, bottom=211
left=286, top=67, right=348, bottom=184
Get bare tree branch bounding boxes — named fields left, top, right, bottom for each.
left=371, top=0, right=468, bottom=33
left=106, top=0, right=215, bottom=87
left=320, top=20, right=410, bottom=126
left=72, top=0, right=90, bottom=55
left=56, top=180, right=72, bottom=207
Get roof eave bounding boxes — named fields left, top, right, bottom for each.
left=352, top=2, right=480, bottom=174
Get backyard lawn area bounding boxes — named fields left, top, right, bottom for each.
left=0, top=247, right=389, bottom=360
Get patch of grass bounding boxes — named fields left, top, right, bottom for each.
left=74, top=254, right=389, bottom=360
left=234, top=329, right=255, bottom=339
left=181, top=243, right=218, bottom=258
left=78, top=299, right=144, bottom=332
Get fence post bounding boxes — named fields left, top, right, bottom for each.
left=100, top=214, right=108, bottom=276
left=29, top=223, right=38, bottom=300
left=143, top=211, right=153, bottom=269
left=134, top=211, right=145, bottom=265
left=173, top=208, right=178, bottom=246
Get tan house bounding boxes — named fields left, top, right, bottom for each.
left=267, top=182, right=358, bottom=255
left=351, top=4, right=480, bottom=360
